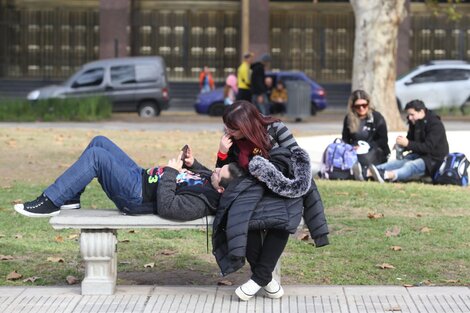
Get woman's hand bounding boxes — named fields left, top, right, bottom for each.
left=219, top=133, right=233, bottom=154
left=167, top=152, right=183, bottom=171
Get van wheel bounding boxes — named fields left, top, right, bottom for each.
left=138, top=102, right=160, bottom=117
left=209, top=102, right=225, bottom=116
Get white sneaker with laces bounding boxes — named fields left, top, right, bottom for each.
left=263, top=279, right=284, bottom=299
left=235, top=279, right=261, bottom=301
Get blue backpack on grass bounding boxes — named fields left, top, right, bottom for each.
left=433, top=152, right=469, bottom=186
left=321, top=138, right=358, bottom=180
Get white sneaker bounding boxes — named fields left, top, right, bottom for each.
left=263, top=279, right=284, bottom=299
left=235, top=279, right=261, bottom=301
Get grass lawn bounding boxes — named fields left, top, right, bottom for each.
left=0, top=127, right=468, bottom=287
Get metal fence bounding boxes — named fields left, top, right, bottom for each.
left=0, top=1, right=469, bottom=82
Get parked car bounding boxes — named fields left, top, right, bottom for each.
left=396, top=60, right=470, bottom=111
left=27, top=56, right=170, bottom=117
left=194, top=71, right=327, bottom=116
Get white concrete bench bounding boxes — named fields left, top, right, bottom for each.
left=49, top=209, right=284, bottom=295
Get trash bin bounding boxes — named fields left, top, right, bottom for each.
left=285, top=81, right=310, bottom=121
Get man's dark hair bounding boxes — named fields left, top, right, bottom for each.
left=219, top=163, right=245, bottom=188
left=405, top=99, right=427, bottom=112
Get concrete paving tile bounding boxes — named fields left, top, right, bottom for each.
left=150, top=285, right=218, bottom=295
left=406, top=286, right=470, bottom=296
left=3, top=294, right=81, bottom=313
left=17, top=286, right=81, bottom=296
left=73, top=294, right=147, bottom=313
left=344, top=285, right=409, bottom=296
left=114, top=285, right=154, bottom=295
left=284, top=285, right=345, bottom=296
left=0, top=287, right=26, bottom=297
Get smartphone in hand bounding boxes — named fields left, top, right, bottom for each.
left=181, top=144, right=189, bottom=161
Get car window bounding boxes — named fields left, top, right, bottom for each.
left=135, top=64, right=160, bottom=83
left=436, top=68, right=470, bottom=82
left=72, top=68, right=104, bottom=88
left=411, top=70, right=439, bottom=84
left=280, top=75, right=301, bottom=82
left=111, top=65, right=136, bottom=84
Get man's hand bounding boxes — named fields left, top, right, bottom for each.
left=396, top=135, right=409, bottom=147
left=182, top=145, right=195, bottom=167
left=167, top=152, right=183, bottom=172
left=219, top=133, right=233, bottom=154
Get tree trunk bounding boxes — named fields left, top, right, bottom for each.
left=350, top=0, right=407, bottom=130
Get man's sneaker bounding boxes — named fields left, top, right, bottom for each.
left=263, top=279, right=284, bottom=299
left=352, top=162, right=364, bottom=181
left=369, top=164, right=385, bottom=183
left=235, top=279, right=261, bottom=301
left=14, top=194, right=60, bottom=217
left=60, top=200, right=81, bottom=210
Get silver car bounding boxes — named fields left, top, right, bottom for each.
left=396, top=60, right=470, bottom=111
left=27, top=56, right=170, bottom=117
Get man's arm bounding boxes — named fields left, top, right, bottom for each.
left=156, top=167, right=212, bottom=220
left=407, top=120, right=446, bottom=155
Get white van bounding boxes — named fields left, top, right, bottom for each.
left=27, top=56, right=170, bottom=117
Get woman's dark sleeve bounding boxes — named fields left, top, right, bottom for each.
left=341, top=115, right=351, bottom=143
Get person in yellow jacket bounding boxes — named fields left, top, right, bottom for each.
left=236, top=52, right=254, bottom=101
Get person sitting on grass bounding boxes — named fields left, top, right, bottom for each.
left=14, top=136, right=243, bottom=219
left=369, top=99, right=449, bottom=183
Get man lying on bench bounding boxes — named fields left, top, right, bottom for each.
left=14, top=135, right=244, bottom=219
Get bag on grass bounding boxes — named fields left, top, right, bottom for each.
left=321, top=138, right=357, bottom=180
left=433, top=152, right=469, bottom=186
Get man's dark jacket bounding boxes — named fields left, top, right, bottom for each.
left=212, top=147, right=329, bottom=276
left=406, top=110, right=449, bottom=176
left=250, top=62, right=266, bottom=95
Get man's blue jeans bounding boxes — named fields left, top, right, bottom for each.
left=44, top=136, right=143, bottom=210
left=376, top=153, right=426, bottom=181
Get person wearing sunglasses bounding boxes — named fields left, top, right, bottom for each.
left=342, top=89, right=390, bottom=181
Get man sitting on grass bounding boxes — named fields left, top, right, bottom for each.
left=14, top=136, right=243, bottom=219
left=369, top=99, right=449, bottom=183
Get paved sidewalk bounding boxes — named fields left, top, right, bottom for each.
left=1, top=285, right=469, bottom=313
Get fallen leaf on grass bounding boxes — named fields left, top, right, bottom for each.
left=11, top=199, right=22, bottom=205
left=66, top=276, right=78, bottom=285
left=385, top=226, right=401, bottom=237
left=128, top=230, right=138, bottom=233
left=14, top=234, right=23, bottom=239
left=160, top=249, right=176, bottom=256
left=419, top=227, right=432, bottom=233
left=54, top=236, right=64, bottom=243
left=416, top=213, right=423, bottom=217
left=144, top=262, right=155, bottom=268
left=217, top=280, right=232, bottom=286
left=23, top=276, right=40, bottom=283
left=334, top=192, right=349, bottom=196
left=119, top=239, right=130, bottom=243
left=321, top=277, right=332, bottom=284
left=296, top=231, right=309, bottom=241
left=390, top=246, right=402, bottom=251
left=444, top=279, right=460, bottom=283
left=376, top=263, right=395, bottom=269
left=6, top=271, right=22, bottom=281
left=68, top=234, right=79, bottom=240
left=47, top=257, right=65, bottom=263
left=368, top=212, right=384, bottom=219
left=0, top=255, right=14, bottom=260
left=403, top=284, right=414, bottom=288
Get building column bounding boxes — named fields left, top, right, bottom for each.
left=99, top=0, right=130, bottom=59
left=241, top=0, right=270, bottom=60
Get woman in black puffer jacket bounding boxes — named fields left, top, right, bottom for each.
left=214, top=101, right=329, bottom=301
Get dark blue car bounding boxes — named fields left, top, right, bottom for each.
left=194, top=71, right=327, bottom=116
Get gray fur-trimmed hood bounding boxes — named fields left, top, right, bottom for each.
left=248, top=146, right=312, bottom=198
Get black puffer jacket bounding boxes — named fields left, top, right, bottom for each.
left=212, top=147, right=329, bottom=276
left=406, top=110, right=449, bottom=176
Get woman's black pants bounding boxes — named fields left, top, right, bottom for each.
left=245, top=229, right=290, bottom=286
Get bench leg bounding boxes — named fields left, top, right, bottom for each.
left=80, top=229, right=117, bottom=295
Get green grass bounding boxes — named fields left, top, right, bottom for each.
left=1, top=180, right=469, bottom=287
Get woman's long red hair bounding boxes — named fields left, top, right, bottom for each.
left=223, top=100, right=280, bottom=158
